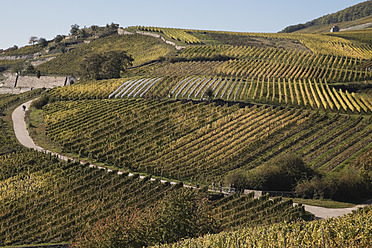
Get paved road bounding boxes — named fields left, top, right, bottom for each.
left=12, top=100, right=43, bottom=151
left=12, top=100, right=368, bottom=219
left=303, top=204, right=367, bottom=219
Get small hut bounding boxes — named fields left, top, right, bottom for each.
left=330, top=26, right=340, bottom=32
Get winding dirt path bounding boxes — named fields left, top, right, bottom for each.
left=12, top=100, right=368, bottom=218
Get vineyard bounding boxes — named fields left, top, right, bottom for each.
left=0, top=150, right=179, bottom=246
left=0, top=148, right=307, bottom=246
left=136, top=26, right=202, bottom=44
left=210, top=192, right=305, bottom=229
left=1, top=7, right=372, bottom=246
left=41, top=99, right=372, bottom=184
left=177, top=45, right=371, bottom=83
left=48, top=76, right=372, bottom=114
left=155, top=206, right=372, bottom=248
left=132, top=26, right=372, bottom=59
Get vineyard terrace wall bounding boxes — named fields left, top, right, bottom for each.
left=0, top=73, right=75, bottom=94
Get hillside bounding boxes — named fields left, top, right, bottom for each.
left=292, top=16, right=372, bottom=34
left=281, top=1, right=372, bottom=33
left=0, top=19, right=372, bottom=247
left=157, top=205, right=372, bottom=247
left=36, top=34, right=175, bottom=75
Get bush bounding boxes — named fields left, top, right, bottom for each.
left=72, top=188, right=219, bottom=247
left=72, top=208, right=153, bottom=248
left=38, top=38, right=48, bottom=48
left=295, top=167, right=372, bottom=202
left=54, top=35, right=64, bottom=43
left=225, top=169, right=249, bottom=191
left=79, top=50, right=134, bottom=80
left=25, top=64, right=36, bottom=75
left=245, top=153, right=315, bottom=191
left=31, top=95, right=49, bottom=109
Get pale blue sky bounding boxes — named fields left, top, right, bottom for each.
left=0, top=0, right=367, bottom=49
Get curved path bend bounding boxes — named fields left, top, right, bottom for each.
left=302, top=204, right=368, bottom=219
left=12, top=100, right=369, bottom=218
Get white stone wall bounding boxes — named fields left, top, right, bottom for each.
left=0, top=87, right=30, bottom=94
left=16, top=75, right=65, bottom=88
left=0, top=73, right=66, bottom=94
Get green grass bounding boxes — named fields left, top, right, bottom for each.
left=25, top=106, right=63, bottom=153
left=286, top=197, right=356, bottom=208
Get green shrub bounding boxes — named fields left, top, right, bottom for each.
left=31, top=95, right=49, bottom=109
left=72, top=188, right=219, bottom=247
left=225, top=169, right=249, bottom=191
left=295, top=167, right=372, bottom=202
left=245, top=153, right=315, bottom=191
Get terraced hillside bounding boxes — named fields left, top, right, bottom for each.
left=0, top=5, right=371, bottom=246
left=131, top=26, right=372, bottom=58
left=48, top=76, right=372, bottom=114
left=36, top=34, right=175, bottom=75
left=0, top=150, right=177, bottom=246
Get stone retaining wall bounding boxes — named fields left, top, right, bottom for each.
left=0, top=73, right=70, bottom=94
left=16, top=75, right=66, bottom=88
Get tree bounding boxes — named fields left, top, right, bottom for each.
left=109, top=22, right=119, bottom=30
left=25, top=64, right=36, bottom=74
left=90, top=25, right=99, bottom=32
left=72, top=207, right=154, bottom=248
left=38, top=37, right=48, bottom=47
left=11, top=63, right=24, bottom=75
left=245, top=152, right=315, bottom=191
left=72, top=189, right=219, bottom=247
left=29, top=36, right=38, bottom=45
left=80, top=50, right=134, bottom=80
left=153, top=188, right=219, bottom=244
left=204, top=88, right=214, bottom=100
left=54, top=35, right=63, bottom=43
left=79, top=29, right=87, bottom=38
left=225, top=169, right=249, bottom=191
left=70, top=24, right=80, bottom=35
left=80, top=53, right=103, bottom=80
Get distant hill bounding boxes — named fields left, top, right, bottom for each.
left=281, top=1, right=372, bottom=33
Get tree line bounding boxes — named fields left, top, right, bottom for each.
left=281, top=1, right=372, bottom=33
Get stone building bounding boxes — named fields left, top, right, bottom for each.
left=330, top=26, right=340, bottom=32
